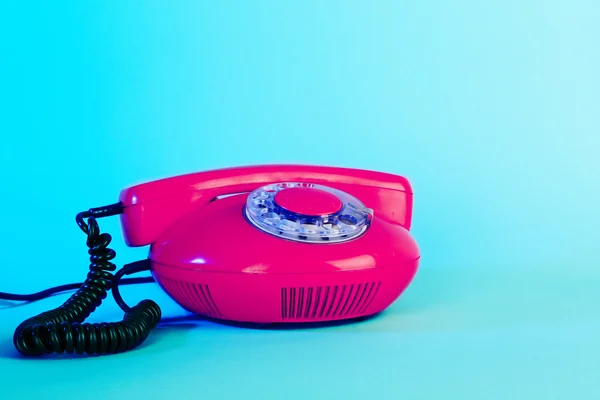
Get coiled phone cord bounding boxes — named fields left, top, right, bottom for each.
left=8, top=203, right=161, bottom=356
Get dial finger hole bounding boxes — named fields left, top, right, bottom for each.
left=278, top=218, right=297, bottom=230
left=339, top=214, right=358, bottom=225
left=263, top=212, right=280, bottom=220
left=301, top=222, right=319, bottom=232
left=322, top=221, right=340, bottom=230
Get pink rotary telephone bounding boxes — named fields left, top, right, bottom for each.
left=4, top=164, right=420, bottom=357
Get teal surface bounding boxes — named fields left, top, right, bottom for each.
left=1, top=1, right=599, bottom=399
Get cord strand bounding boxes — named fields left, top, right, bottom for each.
left=12, top=204, right=161, bottom=356
left=0, top=277, right=155, bottom=302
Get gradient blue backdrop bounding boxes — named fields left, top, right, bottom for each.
left=1, top=1, right=598, bottom=399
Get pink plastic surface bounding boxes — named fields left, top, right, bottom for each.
left=274, top=187, right=343, bottom=216
left=118, top=164, right=419, bottom=323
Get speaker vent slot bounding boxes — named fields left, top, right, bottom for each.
left=159, top=277, right=221, bottom=318
left=281, top=282, right=381, bottom=320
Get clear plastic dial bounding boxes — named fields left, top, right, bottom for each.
left=244, top=182, right=373, bottom=243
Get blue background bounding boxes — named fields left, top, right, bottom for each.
left=1, top=1, right=598, bottom=398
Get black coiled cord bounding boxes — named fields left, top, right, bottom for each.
left=12, top=203, right=161, bottom=356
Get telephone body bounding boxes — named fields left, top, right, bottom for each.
left=120, top=164, right=420, bottom=323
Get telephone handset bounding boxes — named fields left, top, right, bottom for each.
left=5, top=164, right=420, bottom=357
left=119, top=164, right=414, bottom=246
